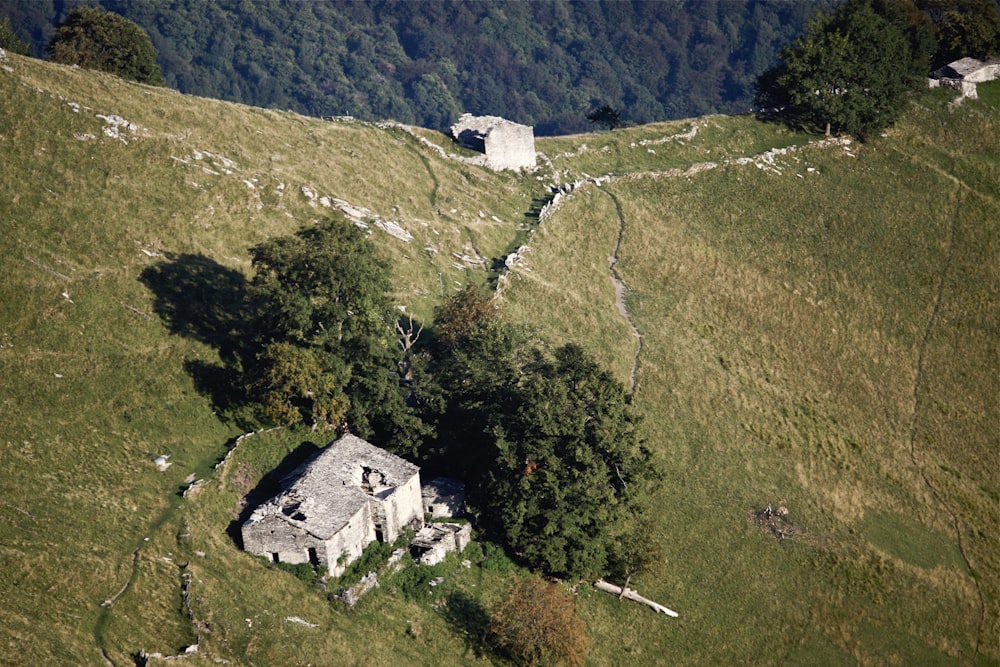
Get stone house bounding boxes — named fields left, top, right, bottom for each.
left=450, top=113, right=536, bottom=171
left=929, top=57, right=1000, bottom=101
left=241, top=434, right=424, bottom=577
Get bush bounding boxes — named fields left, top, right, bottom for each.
left=489, top=575, right=589, bottom=667
left=392, top=562, right=444, bottom=601
left=336, top=539, right=395, bottom=588
left=480, top=541, right=516, bottom=573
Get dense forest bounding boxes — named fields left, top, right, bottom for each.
left=1, top=0, right=833, bottom=134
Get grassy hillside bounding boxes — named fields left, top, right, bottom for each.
left=1, top=49, right=996, bottom=666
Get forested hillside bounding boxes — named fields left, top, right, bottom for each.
left=2, top=0, right=830, bottom=134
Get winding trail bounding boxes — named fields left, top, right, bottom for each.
left=94, top=428, right=279, bottom=665
left=905, top=186, right=986, bottom=661
left=96, top=550, right=140, bottom=666
left=601, top=188, right=642, bottom=394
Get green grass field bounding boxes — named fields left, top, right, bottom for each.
left=1, top=51, right=996, bottom=666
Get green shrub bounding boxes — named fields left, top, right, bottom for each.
left=480, top=542, right=515, bottom=573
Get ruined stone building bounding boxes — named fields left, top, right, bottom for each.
left=450, top=113, right=536, bottom=171
left=241, top=434, right=424, bottom=577
left=929, top=57, right=1000, bottom=101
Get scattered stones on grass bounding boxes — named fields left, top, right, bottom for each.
left=749, top=504, right=798, bottom=541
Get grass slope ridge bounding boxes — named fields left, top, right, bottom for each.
left=1, top=49, right=996, bottom=666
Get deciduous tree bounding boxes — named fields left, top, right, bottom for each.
left=755, top=0, right=922, bottom=139
left=245, top=218, right=427, bottom=451
left=46, top=6, right=164, bottom=85
left=482, top=344, right=653, bottom=580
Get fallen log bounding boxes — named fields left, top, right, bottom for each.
left=594, top=580, right=679, bottom=617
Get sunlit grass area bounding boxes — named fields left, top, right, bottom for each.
left=1, top=51, right=996, bottom=666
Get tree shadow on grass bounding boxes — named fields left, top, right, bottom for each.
left=225, top=440, right=322, bottom=550
left=140, top=252, right=248, bottom=351
left=139, top=253, right=252, bottom=421
left=440, top=590, right=493, bottom=660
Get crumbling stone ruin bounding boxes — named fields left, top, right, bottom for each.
left=450, top=113, right=536, bottom=171
left=241, top=434, right=424, bottom=577
left=411, top=522, right=472, bottom=566
left=242, top=435, right=471, bottom=579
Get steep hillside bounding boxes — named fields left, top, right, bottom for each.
left=1, top=50, right=996, bottom=666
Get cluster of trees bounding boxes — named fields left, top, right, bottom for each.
left=424, top=286, right=656, bottom=581
left=150, top=217, right=655, bottom=584
left=755, top=0, right=1000, bottom=139
left=2, top=0, right=828, bottom=134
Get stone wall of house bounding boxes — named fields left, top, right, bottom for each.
left=377, top=473, right=424, bottom=543
left=242, top=513, right=324, bottom=566
left=322, top=502, right=376, bottom=577
left=931, top=77, right=979, bottom=101
left=484, top=122, right=536, bottom=171
left=242, top=501, right=377, bottom=575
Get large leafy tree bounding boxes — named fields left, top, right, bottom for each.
left=425, top=288, right=655, bottom=579
left=422, top=285, right=531, bottom=476
left=46, top=6, right=164, bottom=85
left=755, top=0, right=926, bottom=139
left=483, top=344, right=652, bottom=580
left=245, top=218, right=427, bottom=453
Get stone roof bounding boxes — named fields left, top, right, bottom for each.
left=936, top=57, right=987, bottom=79
left=246, top=434, right=419, bottom=540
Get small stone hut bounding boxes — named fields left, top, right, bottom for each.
left=450, top=113, right=536, bottom=171
left=241, top=434, right=424, bottom=577
left=411, top=522, right=472, bottom=566
left=929, top=57, right=1000, bottom=101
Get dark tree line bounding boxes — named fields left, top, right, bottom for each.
left=5, top=1, right=996, bottom=134
left=3, top=0, right=830, bottom=134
